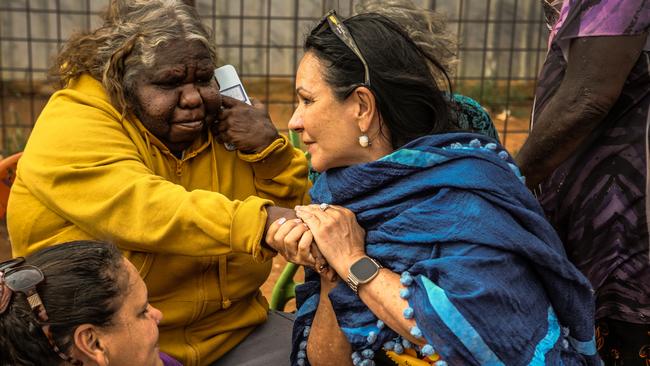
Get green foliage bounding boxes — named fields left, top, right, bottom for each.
left=2, top=108, right=30, bottom=157
left=455, top=80, right=535, bottom=119
left=4, top=126, right=29, bottom=157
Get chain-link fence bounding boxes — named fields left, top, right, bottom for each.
left=0, top=0, right=548, bottom=156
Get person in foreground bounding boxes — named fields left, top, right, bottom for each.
left=0, top=240, right=180, bottom=366
left=267, top=9, right=601, bottom=366
left=6, top=1, right=313, bottom=365
left=516, top=1, right=649, bottom=363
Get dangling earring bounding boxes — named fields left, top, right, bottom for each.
left=359, top=134, right=370, bottom=148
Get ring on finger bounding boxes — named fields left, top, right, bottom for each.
left=319, top=203, right=330, bottom=211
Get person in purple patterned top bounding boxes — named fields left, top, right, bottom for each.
left=517, top=0, right=649, bottom=364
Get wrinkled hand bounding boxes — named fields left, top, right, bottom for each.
left=214, top=96, right=279, bottom=153
left=266, top=219, right=338, bottom=282
left=264, top=207, right=328, bottom=270
left=265, top=217, right=316, bottom=266
left=295, top=204, right=366, bottom=277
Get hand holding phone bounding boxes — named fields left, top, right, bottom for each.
left=214, top=65, right=278, bottom=153
left=215, top=64, right=251, bottom=105
left=214, top=65, right=251, bottom=150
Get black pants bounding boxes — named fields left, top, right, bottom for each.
left=211, top=310, right=295, bottom=366
left=597, top=318, right=650, bottom=366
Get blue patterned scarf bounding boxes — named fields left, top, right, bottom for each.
left=291, top=133, right=600, bottom=366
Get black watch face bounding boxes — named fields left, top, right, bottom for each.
left=351, top=257, right=378, bottom=281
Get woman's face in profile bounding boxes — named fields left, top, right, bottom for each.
left=95, top=258, right=164, bottom=366
left=131, top=39, right=221, bottom=153
left=288, top=52, right=365, bottom=172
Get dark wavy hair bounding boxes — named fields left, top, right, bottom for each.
left=0, top=241, right=125, bottom=366
left=305, top=12, right=458, bottom=149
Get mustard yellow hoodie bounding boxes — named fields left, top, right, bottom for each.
left=7, top=74, right=310, bottom=365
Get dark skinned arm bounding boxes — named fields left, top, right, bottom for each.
left=306, top=279, right=354, bottom=366
left=516, top=34, right=646, bottom=189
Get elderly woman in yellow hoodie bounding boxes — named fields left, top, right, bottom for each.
left=6, top=1, right=314, bottom=365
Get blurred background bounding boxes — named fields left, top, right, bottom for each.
left=0, top=0, right=549, bottom=306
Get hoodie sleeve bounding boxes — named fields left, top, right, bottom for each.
left=238, top=134, right=311, bottom=208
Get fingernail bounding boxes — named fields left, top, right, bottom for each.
left=294, top=219, right=303, bottom=223
left=277, top=217, right=287, bottom=225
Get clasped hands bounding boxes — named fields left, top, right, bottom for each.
left=265, top=204, right=367, bottom=281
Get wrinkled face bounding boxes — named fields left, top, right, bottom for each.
left=288, top=52, right=363, bottom=172
left=98, top=259, right=163, bottom=366
left=131, top=39, right=221, bottom=153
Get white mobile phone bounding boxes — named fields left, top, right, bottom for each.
left=214, top=64, right=251, bottom=105
left=214, top=65, right=250, bottom=151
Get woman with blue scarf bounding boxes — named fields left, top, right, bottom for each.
left=266, top=9, right=599, bottom=366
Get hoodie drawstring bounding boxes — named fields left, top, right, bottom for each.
left=218, top=256, right=231, bottom=309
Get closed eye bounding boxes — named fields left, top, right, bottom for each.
left=140, top=303, right=151, bottom=318
left=197, top=78, right=213, bottom=85
left=155, top=81, right=182, bottom=90
left=297, top=94, right=313, bottom=106
left=196, top=73, right=214, bottom=86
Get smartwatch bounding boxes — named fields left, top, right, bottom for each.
left=346, top=256, right=383, bottom=294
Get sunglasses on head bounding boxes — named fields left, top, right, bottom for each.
left=0, top=257, right=82, bottom=366
left=313, top=9, right=371, bottom=87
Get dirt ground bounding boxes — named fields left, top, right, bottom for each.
left=0, top=221, right=9, bottom=261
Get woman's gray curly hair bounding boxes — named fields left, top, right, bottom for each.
left=51, top=0, right=216, bottom=116
left=354, top=0, right=457, bottom=81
